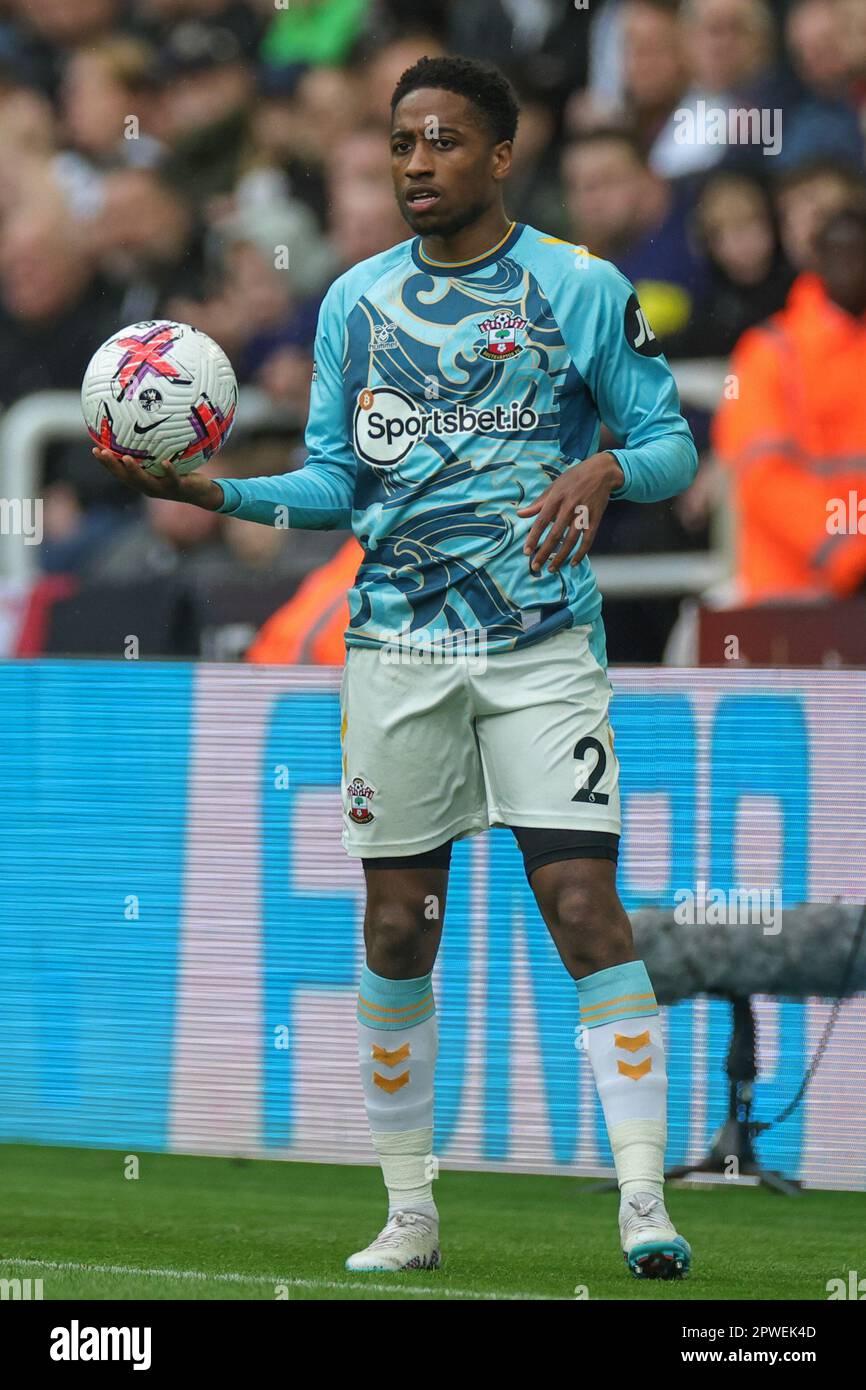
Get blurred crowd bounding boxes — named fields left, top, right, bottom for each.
left=1, top=0, right=866, bottom=658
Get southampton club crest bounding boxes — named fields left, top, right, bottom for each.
left=478, top=310, right=527, bottom=360
left=347, top=776, right=376, bottom=824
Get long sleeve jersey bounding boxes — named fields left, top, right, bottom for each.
left=217, top=221, right=698, bottom=652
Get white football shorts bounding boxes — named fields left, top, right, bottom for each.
left=340, top=623, right=621, bottom=857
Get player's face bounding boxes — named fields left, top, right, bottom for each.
left=390, top=87, right=512, bottom=238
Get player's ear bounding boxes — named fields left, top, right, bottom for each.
left=491, top=140, right=513, bottom=182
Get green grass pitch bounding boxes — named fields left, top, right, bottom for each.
left=1, top=1143, right=863, bottom=1301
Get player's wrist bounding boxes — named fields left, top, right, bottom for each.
left=184, top=476, right=225, bottom=510
left=600, top=451, right=626, bottom=493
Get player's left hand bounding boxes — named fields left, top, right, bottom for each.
left=517, top=451, right=625, bottom=573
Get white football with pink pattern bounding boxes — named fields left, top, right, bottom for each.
left=82, top=320, right=238, bottom=476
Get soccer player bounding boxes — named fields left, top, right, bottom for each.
left=95, top=56, right=697, bottom=1280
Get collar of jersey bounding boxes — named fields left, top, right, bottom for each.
left=411, top=221, right=525, bottom=275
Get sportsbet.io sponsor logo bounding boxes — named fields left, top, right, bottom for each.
left=353, top=385, right=539, bottom=468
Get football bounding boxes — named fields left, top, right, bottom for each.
left=81, top=320, right=238, bottom=476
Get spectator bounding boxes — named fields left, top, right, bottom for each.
left=775, top=156, right=866, bottom=270
left=354, top=31, right=446, bottom=124
left=584, top=0, right=629, bottom=113
left=220, top=125, right=403, bottom=411
left=86, top=448, right=346, bottom=586
left=39, top=479, right=124, bottom=576
left=224, top=505, right=348, bottom=588
left=505, top=77, right=570, bottom=237
left=245, top=535, right=363, bottom=664
left=750, top=0, right=865, bottom=172
left=0, top=63, right=57, bottom=219
left=260, top=0, right=372, bottom=71
left=220, top=438, right=349, bottom=584
left=326, top=125, right=408, bottom=270
left=246, top=64, right=359, bottom=224
left=788, top=0, right=850, bottom=95
left=167, top=194, right=335, bottom=413
left=6, top=0, right=122, bottom=94
left=561, top=127, right=708, bottom=338
left=89, top=166, right=207, bottom=322
left=650, top=0, right=777, bottom=178
left=565, top=1, right=688, bottom=168
left=447, top=0, right=590, bottom=107
left=664, top=170, right=794, bottom=356
left=712, top=205, right=866, bottom=603
left=158, top=16, right=257, bottom=200
left=0, top=191, right=121, bottom=404
left=620, top=0, right=690, bottom=155
left=10, top=0, right=120, bottom=46
left=838, top=0, right=866, bottom=123
left=84, top=484, right=230, bottom=583
left=54, top=36, right=164, bottom=219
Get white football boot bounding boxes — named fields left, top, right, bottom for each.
left=620, top=1191, right=691, bottom=1279
left=345, top=1211, right=441, bottom=1273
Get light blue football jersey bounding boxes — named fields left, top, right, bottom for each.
left=217, top=221, right=698, bottom=653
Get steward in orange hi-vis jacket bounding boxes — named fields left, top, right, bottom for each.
left=245, top=537, right=362, bottom=665
left=713, top=209, right=866, bottom=603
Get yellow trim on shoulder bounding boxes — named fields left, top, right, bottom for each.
left=419, top=221, right=516, bottom=268
left=538, top=236, right=600, bottom=261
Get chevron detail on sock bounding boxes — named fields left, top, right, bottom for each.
left=615, top=1030, right=650, bottom=1053
left=618, top=1057, right=653, bottom=1081
left=373, top=1070, right=411, bottom=1094
left=371, top=1042, right=411, bottom=1067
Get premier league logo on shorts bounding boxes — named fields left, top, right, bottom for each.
left=347, top=776, right=376, bottom=824
left=478, top=310, right=526, bottom=360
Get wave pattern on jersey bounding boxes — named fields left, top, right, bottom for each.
left=344, top=259, right=577, bottom=646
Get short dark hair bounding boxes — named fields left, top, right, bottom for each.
left=776, top=156, right=865, bottom=195
left=390, top=55, right=519, bottom=144
left=562, top=125, right=647, bottom=166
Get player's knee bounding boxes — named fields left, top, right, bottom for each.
left=365, top=900, right=434, bottom=975
left=549, top=880, right=633, bottom=977
left=552, top=881, right=596, bottom=938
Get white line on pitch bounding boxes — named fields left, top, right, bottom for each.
left=2, top=1258, right=552, bottom=1301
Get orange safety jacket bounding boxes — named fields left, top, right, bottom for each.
left=712, top=273, right=866, bottom=602
left=245, top=537, right=362, bottom=665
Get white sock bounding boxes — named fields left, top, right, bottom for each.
left=586, top=1015, right=667, bottom=1199
left=372, top=1128, right=438, bottom=1220
left=576, top=961, right=667, bottom=1201
left=357, top=964, right=438, bottom=1220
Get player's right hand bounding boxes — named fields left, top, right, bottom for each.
left=92, top=447, right=182, bottom=497
left=91, top=448, right=223, bottom=510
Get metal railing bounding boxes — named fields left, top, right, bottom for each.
left=0, top=363, right=732, bottom=593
